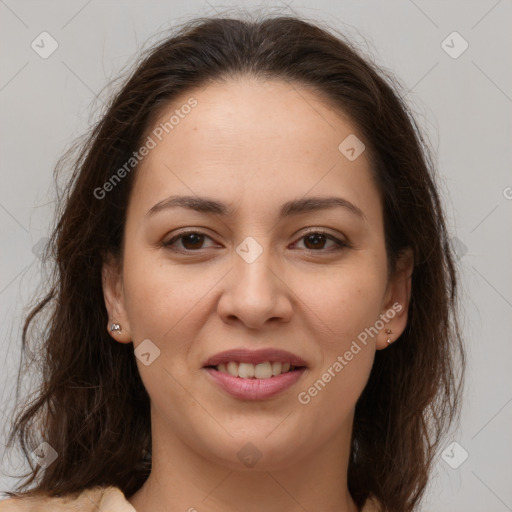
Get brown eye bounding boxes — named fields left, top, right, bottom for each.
left=163, top=231, right=215, bottom=251
left=296, top=231, right=348, bottom=252
left=303, top=233, right=328, bottom=250
left=163, top=230, right=348, bottom=254
left=180, top=233, right=205, bottom=250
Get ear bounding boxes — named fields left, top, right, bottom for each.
left=376, top=248, right=414, bottom=350
left=102, top=252, right=132, bottom=344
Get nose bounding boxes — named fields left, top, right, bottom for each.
left=217, top=242, right=293, bottom=329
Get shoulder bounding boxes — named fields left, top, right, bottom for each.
left=361, top=495, right=383, bottom=512
left=0, top=486, right=135, bottom=512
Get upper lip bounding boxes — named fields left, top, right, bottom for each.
left=202, top=348, right=308, bottom=368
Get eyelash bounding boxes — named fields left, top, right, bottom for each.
left=162, top=229, right=350, bottom=254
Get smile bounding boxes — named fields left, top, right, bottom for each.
left=203, top=363, right=306, bottom=401
left=213, top=361, right=299, bottom=379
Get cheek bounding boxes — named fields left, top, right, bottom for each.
left=294, top=270, right=382, bottom=425
left=121, top=247, right=184, bottom=341
left=121, top=246, right=224, bottom=345
left=291, top=256, right=386, bottom=406
left=295, top=262, right=386, bottom=342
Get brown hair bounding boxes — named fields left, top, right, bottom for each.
left=3, top=13, right=465, bottom=512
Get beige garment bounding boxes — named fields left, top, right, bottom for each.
left=0, top=486, right=135, bottom=512
left=0, top=486, right=381, bottom=511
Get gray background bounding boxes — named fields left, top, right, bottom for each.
left=1, top=1, right=511, bottom=511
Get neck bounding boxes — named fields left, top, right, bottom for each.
left=128, top=411, right=359, bottom=512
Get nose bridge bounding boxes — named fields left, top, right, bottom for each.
left=218, top=233, right=292, bottom=327
left=233, top=234, right=277, bottom=299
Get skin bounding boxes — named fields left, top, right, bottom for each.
left=102, top=76, right=413, bottom=512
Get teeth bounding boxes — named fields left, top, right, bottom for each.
left=215, top=361, right=298, bottom=379
left=238, top=362, right=254, bottom=379
left=254, top=362, right=272, bottom=379
left=271, top=361, right=282, bottom=376
left=226, top=361, right=238, bottom=377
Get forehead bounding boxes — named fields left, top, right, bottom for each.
left=129, top=77, right=381, bottom=225
left=145, top=77, right=357, bottom=163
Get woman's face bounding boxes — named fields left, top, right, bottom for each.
left=103, top=77, right=411, bottom=471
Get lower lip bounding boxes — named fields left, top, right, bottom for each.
left=203, top=367, right=306, bottom=400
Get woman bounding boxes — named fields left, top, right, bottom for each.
left=0, top=13, right=465, bottom=512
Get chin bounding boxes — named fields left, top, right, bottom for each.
left=201, top=431, right=313, bottom=472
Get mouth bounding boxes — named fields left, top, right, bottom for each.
left=202, top=348, right=308, bottom=400
left=202, top=347, right=308, bottom=376
left=204, top=361, right=305, bottom=379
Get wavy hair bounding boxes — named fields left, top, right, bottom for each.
left=3, top=13, right=465, bottom=512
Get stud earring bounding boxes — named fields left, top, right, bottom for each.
left=385, top=328, right=392, bottom=344
left=110, top=323, right=122, bottom=334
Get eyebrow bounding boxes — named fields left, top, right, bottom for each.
left=146, top=195, right=366, bottom=221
